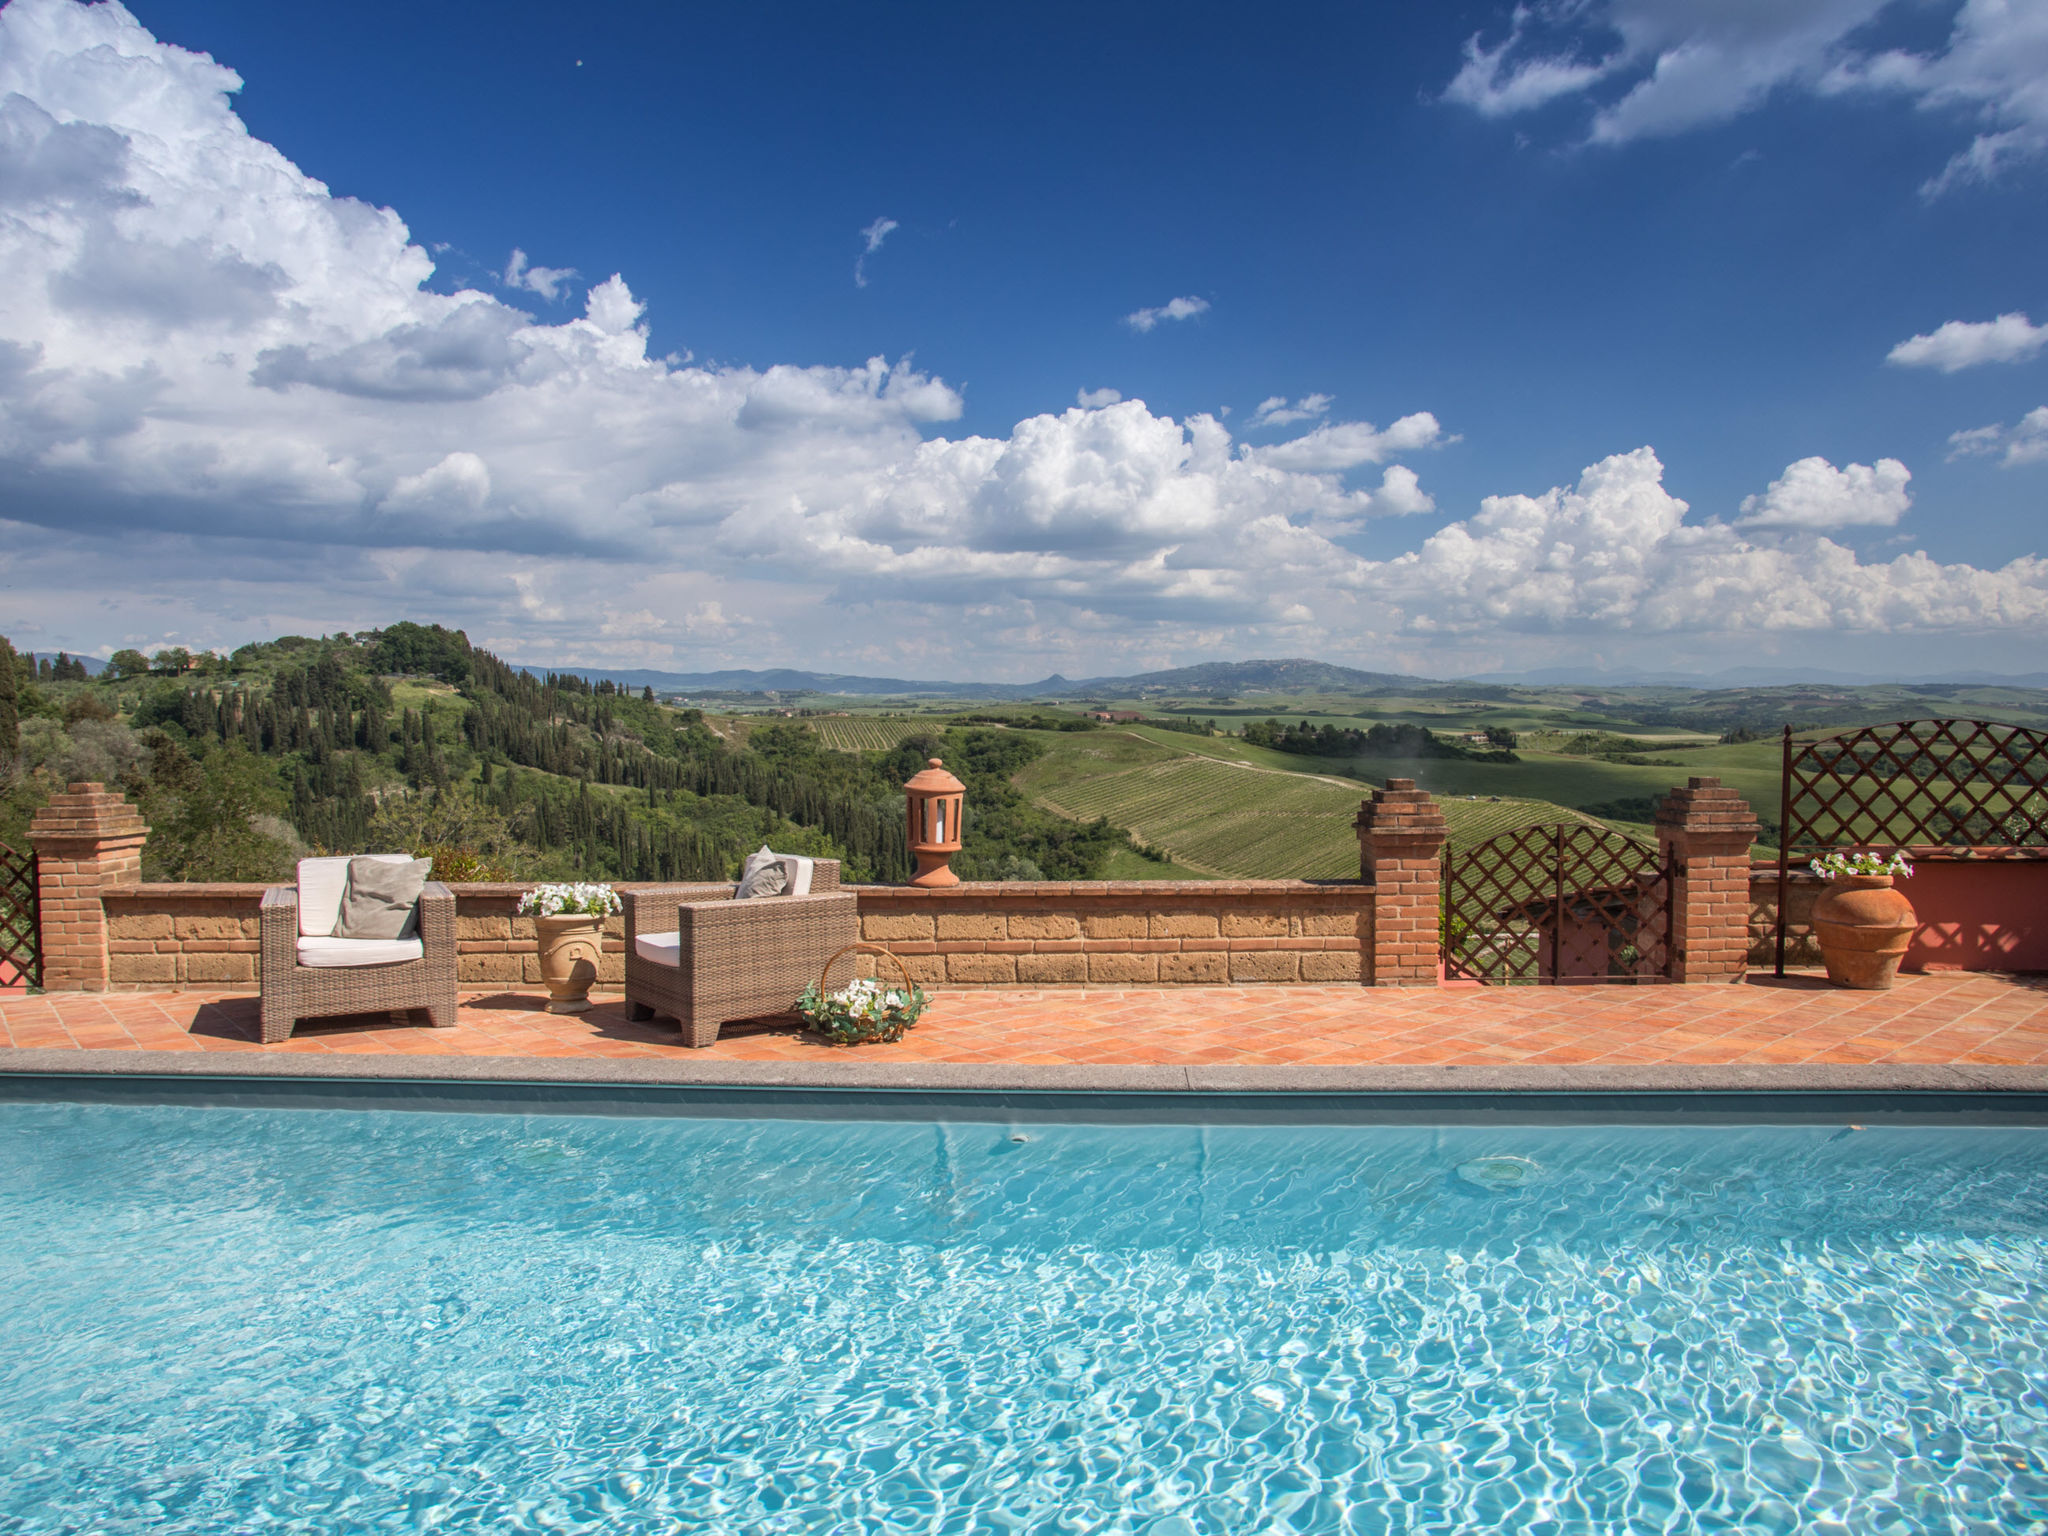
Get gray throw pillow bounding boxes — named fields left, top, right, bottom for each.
left=333, top=856, right=432, bottom=939
left=735, top=844, right=789, bottom=900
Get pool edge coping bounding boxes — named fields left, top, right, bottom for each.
left=3, top=1047, right=2045, bottom=1095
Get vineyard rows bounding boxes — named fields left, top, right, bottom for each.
left=804, top=717, right=927, bottom=753
left=1034, top=756, right=1604, bottom=879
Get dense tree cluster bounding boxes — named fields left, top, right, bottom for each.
left=36, top=652, right=92, bottom=682
left=1241, top=718, right=1518, bottom=764
left=1, top=625, right=1147, bottom=885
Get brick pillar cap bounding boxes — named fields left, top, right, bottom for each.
left=1688, top=776, right=1721, bottom=790
left=1386, top=777, right=1416, bottom=791
left=28, top=782, right=151, bottom=843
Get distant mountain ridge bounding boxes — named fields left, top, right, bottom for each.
left=520, top=653, right=2048, bottom=697
left=514, top=656, right=1438, bottom=699
left=1466, top=665, right=2048, bottom=688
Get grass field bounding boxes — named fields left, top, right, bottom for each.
left=1016, top=730, right=1605, bottom=879
left=1089, top=725, right=1785, bottom=821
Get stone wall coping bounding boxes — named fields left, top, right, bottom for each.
left=100, top=881, right=686, bottom=900
left=104, top=884, right=270, bottom=900
left=849, top=879, right=1374, bottom=899
left=100, top=878, right=1379, bottom=902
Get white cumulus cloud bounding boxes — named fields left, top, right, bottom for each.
left=1948, top=406, right=2048, bottom=466
left=1242, top=412, right=1447, bottom=473
left=1124, top=295, right=1209, bottom=333
left=0, top=0, right=2040, bottom=677
left=386, top=450, right=492, bottom=515
left=1735, top=456, right=1913, bottom=530
left=1075, top=386, right=1122, bottom=408
left=1365, top=447, right=2046, bottom=636
left=502, top=249, right=576, bottom=302
left=1888, top=312, right=2048, bottom=371
left=1249, top=393, right=1333, bottom=429
left=1445, top=0, right=2048, bottom=195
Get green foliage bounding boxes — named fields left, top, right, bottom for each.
left=107, top=649, right=150, bottom=680
left=63, top=692, right=116, bottom=726
left=1, top=623, right=1135, bottom=887
left=368, top=789, right=536, bottom=881
left=1242, top=717, right=1518, bottom=763
left=368, top=621, right=472, bottom=683
left=0, top=633, right=17, bottom=758
left=139, top=739, right=294, bottom=882
left=1542, top=731, right=1681, bottom=764
left=948, top=711, right=1100, bottom=732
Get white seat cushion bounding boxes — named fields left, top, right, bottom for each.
left=634, top=930, right=681, bottom=967
left=297, top=853, right=417, bottom=938
left=296, top=935, right=425, bottom=968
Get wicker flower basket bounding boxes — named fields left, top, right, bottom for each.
left=797, top=944, right=930, bottom=1046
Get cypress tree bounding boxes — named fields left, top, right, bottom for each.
left=0, top=634, right=18, bottom=757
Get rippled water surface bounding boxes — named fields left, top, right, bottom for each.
left=2, top=1103, right=2046, bottom=1533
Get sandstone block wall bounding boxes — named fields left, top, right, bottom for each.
left=100, top=883, right=634, bottom=992
left=850, top=881, right=1374, bottom=988
left=106, top=887, right=264, bottom=988
left=91, top=880, right=1374, bottom=992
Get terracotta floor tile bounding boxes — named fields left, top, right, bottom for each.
left=4, top=972, right=2044, bottom=1070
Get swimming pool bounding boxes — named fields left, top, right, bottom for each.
left=2, top=1092, right=2043, bottom=1532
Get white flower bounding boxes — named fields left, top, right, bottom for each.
left=1808, top=851, right=1912, bottom=880
left=518, top=881, right=623, bottom=916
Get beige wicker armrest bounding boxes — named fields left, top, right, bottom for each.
left=623, top=882, right=736, bottom=941
left=260, top=884, right=298, bottom=979
left=676, top=889, right=855, bottom=930
left=417, top=881, right=455, bottom=952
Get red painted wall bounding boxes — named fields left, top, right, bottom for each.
left=1896, top=860, right=2048, bottom=973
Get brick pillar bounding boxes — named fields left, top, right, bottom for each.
left=1354, top=777, right=1448, bottom=987
left=28, top=782, right=150, bottom=992
left=1655, top=776, right=1760, bottom=985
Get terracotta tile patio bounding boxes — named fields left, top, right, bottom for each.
left=3, top=971, right=2046, bottom=1068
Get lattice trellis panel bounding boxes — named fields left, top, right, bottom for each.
left=0, top=840, right=37, bottom=990
left=1442, top=823, right=1674, bottom=986
left=1780, top=718, right=2048, bottom=852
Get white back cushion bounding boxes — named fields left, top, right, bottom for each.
left=297, top=854, right=416, bottom=937
left=783, top=855, right=814, bottom=896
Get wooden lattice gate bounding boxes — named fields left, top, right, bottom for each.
left=1442, top=823, right=1676, bottom=985
left=0, top=839, right=38, bottom=990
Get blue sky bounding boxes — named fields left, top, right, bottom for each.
left=1, top=0, right=2044, bottom=679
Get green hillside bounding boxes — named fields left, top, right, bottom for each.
left=1014, top=728, right=1605, bottom=878
left=9, top=628, right=2034, bottom=887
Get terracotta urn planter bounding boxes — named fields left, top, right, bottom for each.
left=533, top=913, right=606, bottom=1014
left=1811, top=874, right=1916, bottom=990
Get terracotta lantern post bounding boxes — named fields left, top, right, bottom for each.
left=904, top=757, right=965, bottom=888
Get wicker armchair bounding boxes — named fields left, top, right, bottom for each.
left=623, top=859, right=858, bottom=1047
left=258, top=856, right=458, bottom=1044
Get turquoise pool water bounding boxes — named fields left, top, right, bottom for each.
left=1, top=1100, right=2044, bottom=1533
